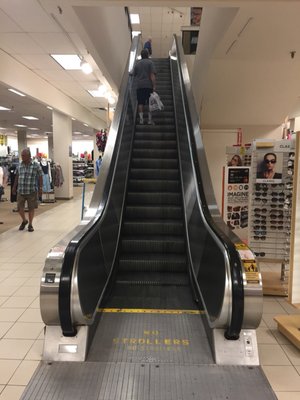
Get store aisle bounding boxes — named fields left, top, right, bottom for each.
left=0, top=191, right=299, bottom=399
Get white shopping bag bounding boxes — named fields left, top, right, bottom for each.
left=149, top=92, right=164, bottom=112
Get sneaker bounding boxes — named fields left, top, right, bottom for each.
left=139, top=119, right=144, bottom=125
left=147, top=120, right=155, bottom=125
left=28, top=224, right=34, bottom=232
left=19, top=220, right=28, bottom=230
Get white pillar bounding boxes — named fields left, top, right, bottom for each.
left=48, top=132, right=54, bottom=160
left=17, top=129, right=27, bottom=158
left=52, top=110, right=73, bottom=199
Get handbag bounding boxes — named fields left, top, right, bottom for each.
left=149, top=91, right=164, bottom=112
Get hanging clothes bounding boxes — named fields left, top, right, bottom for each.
left=40, top=159, right=52, bottom=192
left=96, top=129, right=108, bottom=152
left=9, top=165, right=18, bottom=202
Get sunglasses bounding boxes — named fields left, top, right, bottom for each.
left=269, top=215, right=284, bottom=220
left=255, top=252, right=266, bottom=257
left=254, top=225, right=266, bottom=230
left=270, top=204, right=284, bottom=209
left=271, top=198, right=284, bottom=203
left=254, top=198, right=268, bottom=203
left=270, top=225, right=284, bottom=230
left=254, top=208, right=267, bottom=213
left=254, top=230, right=267, bottom=235
left=256, top=183, right=268, bottom=190
left=254, top=214, right=267, bottom=219
left=253, top=236, right=266, bottom=240
left=253, top=219, right=267, bottom=225
left=271, top=192, right=284, bottom=197
left=255, top=192, right=267, bottom=197
left=264, top=159, right=276, bottom=164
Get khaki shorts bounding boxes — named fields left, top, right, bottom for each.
left=17, top=192, right=38, bottom=211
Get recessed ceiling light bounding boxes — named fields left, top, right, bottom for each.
left=22, top=116, right=39, bottom=120
left=83, top=134, right=90, bottom=137
left=14, top=124, right=27, bottom=127
left=0, top=106, right=11, bottom=111
left=28, top=127, right=39, bottom=130
left=8, top=88, right=26, bottom=97
left=71, top=118, right=76, bottom=121
left=83, top=123, right=88, bottom=127
left=50, top=54, right=81, bottom=70
left=132, top=31, right=141, bottom=38
left=130, top=14, right=140, bottom=24
left=47, top=106, right=53, bottom=110
left=73, top=131, right=82, bottom=135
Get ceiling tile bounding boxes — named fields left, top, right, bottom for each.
left=1, top=0, right=59, bottom=33
left=0, top=9, right=22, bottom=32
left=0, top=33, right=44, bottom=54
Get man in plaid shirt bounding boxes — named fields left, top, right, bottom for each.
left=12, top=148, right=43, bottom=232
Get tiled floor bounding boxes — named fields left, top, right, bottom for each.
left=0, top=191, right=300, bottom=399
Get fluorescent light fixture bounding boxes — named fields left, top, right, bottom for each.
left=73, top=131, right=82, bottom=135
left=14, top=124, right=27, bottom=127
left=88, top=89, right=105, bottom=98
left=80, top=60, right=93, bottom=74
left=83, top=123, right=89, bottom=127
left=22, top=116, right=39, bottom=120
left=47, top=106, right=53, bottom=110
left=8, top=88, right=25, bottom=97
left=28, top=127, right=39, bottom=130
left=0, top=106, right=11, bottom=111
left=51, top=54, right=81, bottom=70
left=130, top=14, right=140, bottom=24
left=132, top=31, right=141, bottom=38
left=83, top=134, right=90, bottom=137
left=71, top=118, right=76, bottom=121
left=108, top=96, right=116, bottom=105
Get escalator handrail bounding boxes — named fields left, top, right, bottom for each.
left=58, top=35, right=141, bottom=336
left=172, top=35, right=244, bottom=339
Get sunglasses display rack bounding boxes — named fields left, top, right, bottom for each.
left=248, top=140, right=295, bottom=294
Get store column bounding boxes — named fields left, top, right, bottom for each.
left=48, top=132, right=54, bottom=160
left=17, top=128, right=27, bottom=157
left=52, top=110, right=73, bottom=199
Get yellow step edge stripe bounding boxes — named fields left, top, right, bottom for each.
left=97, top=308, right=205, bottom=315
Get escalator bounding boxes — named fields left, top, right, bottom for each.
left=103, top=58, right=194, bottom=311
left=22, top=36, right=276, bottom=399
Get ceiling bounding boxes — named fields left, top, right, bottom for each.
left=1, top=1, right=300, bottom=141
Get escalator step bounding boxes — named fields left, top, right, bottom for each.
left=132, top=148, right=178, bottom=159
left=118, top=253, right=187, bottom=272
left=125, top=205, right=182, bottom=219
left=133, top=140, right=176, bottom=149
left=121, top=236, right=185, bottom=253
left=123, top=220, right=184, bottom=235
left=128, top=179, right=180, bottom=192
left=130, top=168, right=179, bottom=180
left=135, top=124, right=175, bottom=133
left=134, top=132, right=176, bottom=141
left=127, top=192, right=182, bottom=205
left=131, top=158, right=178, bottom=169
left=116, top=272, right=189, bottom=286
